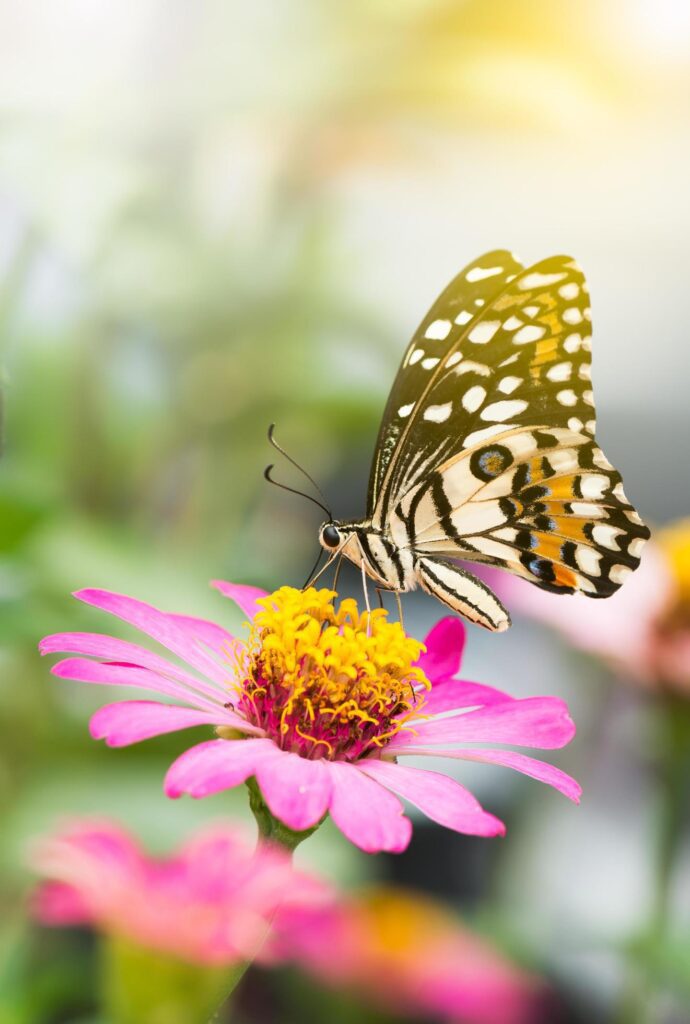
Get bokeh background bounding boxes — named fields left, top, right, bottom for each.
left=1, top=1, right=690, bottom=1021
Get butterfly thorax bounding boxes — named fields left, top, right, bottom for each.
left=318, top=519, right=417, bottom=591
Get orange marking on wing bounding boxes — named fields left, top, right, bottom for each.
left=532, top=533, right=565, bottom=562
left=544, top=476, right=576, bottom=500
left=548, top=517, right=589, bottom=543
left=553, top=564, right=579, bottom=589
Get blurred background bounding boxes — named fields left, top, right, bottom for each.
left=1, top=0, right=689, bottom=1021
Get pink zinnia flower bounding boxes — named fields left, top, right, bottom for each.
left=40, top=583, right=580, bottom=854
left=276, top=886, right=549, bottom=1024
left=30, top=819, right=325, bottom=966
left=489, top=519, right=690, bottom=694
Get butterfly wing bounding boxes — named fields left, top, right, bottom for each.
left=374, top=253, right=650, bottom=601
left=367, top=250, right=525, bottom=517
left=397, top=424, right=649, bottom=598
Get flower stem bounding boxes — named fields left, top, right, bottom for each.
left=615, top=695, right=690, bottom=1024
left=207, top=778, right=323, bottom=1022
left=246, top=776, right=323, bottom=855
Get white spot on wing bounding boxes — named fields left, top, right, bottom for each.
left=568, top=416, right=584, bottom=432
left=468, top=321, right=500, bottom=344
left=481, top=399, right=528, bottom=422
left=408, top=347, right=424, bottom=365
left=424, top=401, right=453, bottom=423
left=629, top=537, right=646, bottom=558
left=425, top=319, right=452, bottom=340
left=398, top=403, right=415, bottom=418
left=513, top=324, right=546, bottom=344
left=455, top=360, right=490, bottom=376
left=519, top=271, right=566, bottom=290
left=580, top=474, right=609, bottom=500
left=592, top=524, right=623, bottom=550
left=446, top=352, right=462, bottom=368
left=546, top=361, right=572, bottom=382
left=557, top=389, right=577, bottom=406
left=466, top=265, right=503, bottom=282
left=523, top=305, right=540, bottom=317
left=503, top=316, right=523, bottom=331
left=455, top=311, right=473, bottom=326
left=421, top=356, right=440, bottom=369
left=559, top=282, right=580, bottom=300
left=498, top=375, right=522, bottom=394
left=576, top=546, right=602, bottom=576
left=563, top=333, right=582, bottom=353
left=610, top=564, right=632, bottom=585
left=579, top=364, right=592, bottom=380
left=462, top=385, right=486, bottom=413
left=592, top=448, right=612, bottom=470
left=563, top=307, right=583, bottom=325
left=570, top=501, right=606, bottom=518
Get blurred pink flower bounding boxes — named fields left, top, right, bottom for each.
left=30, top=819, right=325, bottom=966
left=488, top=520, right=690, bottom=694
left=40, top=583, right=580, bottom=855
left=276, top=887, right=548, bottom=1024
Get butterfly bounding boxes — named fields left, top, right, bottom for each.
left=311, top=250, right=650, bottom=632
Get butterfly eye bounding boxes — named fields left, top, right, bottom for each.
left=321, top=524, right=341, bottom=549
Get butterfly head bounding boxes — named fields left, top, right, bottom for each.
left=319, top=521, right=343, bottom=551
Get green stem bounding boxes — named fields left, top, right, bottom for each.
left=615, top=695, right=690, bottom=1024
left=246, top=776, right=323, bottom=855
left=207, top=778, right=324, bottom=1021
left=649, top=697, right=690, bottom=938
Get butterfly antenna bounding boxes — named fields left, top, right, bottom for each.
left=267, top=424, right=332, bottom=518
left=264, top=465, right=332, bottom=519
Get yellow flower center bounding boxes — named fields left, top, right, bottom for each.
left=235, top=586, right=429, bottom=761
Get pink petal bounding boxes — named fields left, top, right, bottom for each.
left=165, top=737, right=276, bottom=798
left=416, top=617, right=466, bottom=681
left=89, top=701, right=237, bottom=747
left=73, top=589, right=229, bottom=686
left=358, top=761, right=505, bottom=837
left=167, top=614, right=235, bottom=652
left=41, top=634, right=226, bottom=704
left=389, top=697, right=575, bottom=751
left=403, top=748, right=582, bottom=803
left=325, top=761, right=412, bottom=854
left=255, top=751, right=333, bottom=832
left=50, top=657, right=252, bottom=728
left=211, top=580, right=268, bottom=620
left=32, top=882, right=91, bottom=926
left=420, top=678, right=514, bottom=716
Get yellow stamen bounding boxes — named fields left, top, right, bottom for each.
left=236, top=586, right=429, bottom=761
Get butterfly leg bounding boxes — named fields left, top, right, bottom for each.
left=309, top=551, right=339, bottom=588
left=361, top=559, right=372, bottom=634
left=416, top=557, right=511, bottom=633
left=394, top=589, right=404, bottom=630
left=333, top=554, right=343, bottom=593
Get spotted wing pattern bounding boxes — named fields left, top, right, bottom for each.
left=367, top=250, right=525, bottom=516
left=371, top=252, right=650, bottom=600
left=394, top=425, right=649, bottom=597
